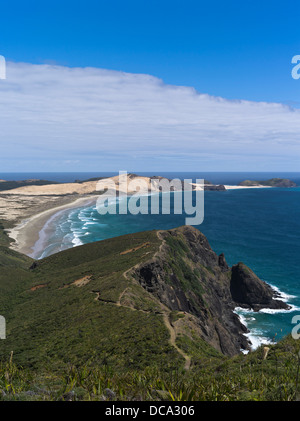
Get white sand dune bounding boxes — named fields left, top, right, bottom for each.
left=0, top=174, right=272, bottom=258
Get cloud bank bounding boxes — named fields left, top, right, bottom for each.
left=0, top=62, right=300, bottom=171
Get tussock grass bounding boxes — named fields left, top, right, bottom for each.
left=1, top=336, right=300, bottom=401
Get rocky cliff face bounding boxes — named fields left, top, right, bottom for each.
left=130, top=226, right=289, bottom=356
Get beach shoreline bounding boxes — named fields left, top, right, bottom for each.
left=3, top=178, right=274, bottom=259
left=6, top=195, right=99, bottom=258
left=224, top=185, right=273, bottom=190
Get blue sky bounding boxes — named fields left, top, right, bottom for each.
left=2, top=0, right=299, bottom=103
left=0, top=0, right=300, bottom=171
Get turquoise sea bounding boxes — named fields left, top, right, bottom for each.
left=2, top=172, right=299, bottom=349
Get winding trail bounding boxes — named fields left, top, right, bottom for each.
left=94, top=283, right=191, bottom=370
left=93, top=232, right=192, bottom=370
left=162, top=313, right=191, bottom=370
left=121, top=233, right=192, bottom=370
left=116, top=287, right=129, bottom=306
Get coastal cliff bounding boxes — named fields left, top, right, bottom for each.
left=131, top=226, right=289, bottom=355
left=0, top=224, right=290, bottom=370
left=0, top=223, right=298, bottom=400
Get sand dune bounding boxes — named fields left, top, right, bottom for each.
left=0, top=174, right=156, bottom=196
left=0, top=180, right=99, bottom=196
left=0, top=174, right=271, bottom=258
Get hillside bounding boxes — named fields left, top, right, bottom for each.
left=0, top=225, right=288, bottom=367
left=0, top=225, right=299, bottom=401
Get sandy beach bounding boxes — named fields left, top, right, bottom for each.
left=224, top=185, right=273, bottom=190
left=6, top=195, right=99, bottom=257
left=0, top=174, right=273, bottom=259
left=0, top=174, right=154, bottom=258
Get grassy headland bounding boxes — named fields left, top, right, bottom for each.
left=0, top=223, right=299, bottom=401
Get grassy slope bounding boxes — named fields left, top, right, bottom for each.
left=1, top=333, right=300, bottom=401
left=0, top=230, right=189, bottom=370
left=0, top=220, right=13, bottom=247
left=1, top=226, right=300, bottom=401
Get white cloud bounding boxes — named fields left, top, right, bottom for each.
left=0, top=61, right=299, bottom=171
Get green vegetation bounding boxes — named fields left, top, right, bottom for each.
left=0, top=229, right=184, bottom=371
left=1, top=224, right=300, bottom=401
left=164, top=235, right=206, bottom=304
left=169, top=311, right=185, bottom=324
left=0, top=220, right=13, bottom=247
left=1, top=335, right=300, bottom=401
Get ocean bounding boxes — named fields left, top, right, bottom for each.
left=2, top=172, right=300, bottom=349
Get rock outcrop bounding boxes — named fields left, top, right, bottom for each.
left=203, top=184, right=226, bottom=191
left=230, top=263, right=289, bottom=311
left=131, top=226, right=289, bottom=356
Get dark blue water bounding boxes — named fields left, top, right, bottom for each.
left=4, top=172, right=299, bottom=349
left=1, top=171, right=300, bottom=185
